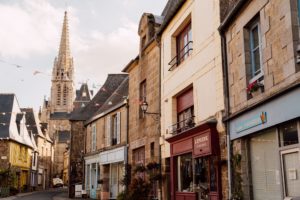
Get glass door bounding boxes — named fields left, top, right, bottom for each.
left=110, top=163, right=118, bottom=199
left=281, top=149, right=300, bottom=198
left=90, top=163, right=97, bottom=199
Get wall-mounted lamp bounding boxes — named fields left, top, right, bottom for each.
left=140, top=100, right=160, bottom=116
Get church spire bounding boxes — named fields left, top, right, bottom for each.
left=57, top=11, right=72, bottom=71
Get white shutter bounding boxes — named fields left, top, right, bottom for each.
left=116, top=112, right=121, bottom=144
left=106, top=116, right=111, bottom=147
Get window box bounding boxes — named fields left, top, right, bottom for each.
left=247, top=79, right=264, bottom=97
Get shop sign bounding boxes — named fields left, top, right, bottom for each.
left=235, top=112, right=267, bottom=133
left=1, top=156, right=7, bottom=160
left=193, top=132, right=211, bottom=156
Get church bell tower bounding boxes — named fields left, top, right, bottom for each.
left=50, top=11, right=74, bottom=113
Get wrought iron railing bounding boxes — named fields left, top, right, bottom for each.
left=168, top=41, right=193, bottom=71
left=169, top=116, right=195, bottom=135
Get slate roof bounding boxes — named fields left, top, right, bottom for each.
left=0, top=94, right=15, bottom=138
left=50, top=112, right=71, bottom=120
left=157, top=0, right=186, bottom=36
left=75, top=83, right=91, bottom=102
left=21, top=108, right=45, bottom=138
left=93, top=77, right=128, bottom=117
left=70, top=74, right=128, bottom=121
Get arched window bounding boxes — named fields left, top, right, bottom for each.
left=57, top=84, right=61, bottom=105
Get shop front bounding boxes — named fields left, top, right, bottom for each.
left=166, top=122, right=221, bottom=200
left=84, top=154, right=101, bottom=199
left=99, top=146, right=125, bottom=200
left=229, top=87, right=300, bottom=199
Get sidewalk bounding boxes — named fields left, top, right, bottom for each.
left=0, top=188, right=67, bottom=200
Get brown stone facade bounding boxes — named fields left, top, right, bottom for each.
left=0, top=141, right=9, bottom=170
left=221, top=0, right=300, bottom=199
left=123, top=13, right=161, bottom=199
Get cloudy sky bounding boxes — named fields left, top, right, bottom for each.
left=0, top=0, right=166, bottom=110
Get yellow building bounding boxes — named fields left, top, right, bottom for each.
left=0, top=94, right=35, bottom=192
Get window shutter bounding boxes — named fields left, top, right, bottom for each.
left=116, top=112, right=121, bottom=144
left=106, top=116, right=111, bottom=146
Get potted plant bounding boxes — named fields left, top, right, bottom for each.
left=246, top=80, right=263, bottom=97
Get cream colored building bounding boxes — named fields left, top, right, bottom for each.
left=159, top=0, right=227, bottom=199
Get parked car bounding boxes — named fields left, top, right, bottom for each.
left=52, top=178, right=64, bottom=188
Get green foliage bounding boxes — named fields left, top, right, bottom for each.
left=231, top=153, right=243, bottom=200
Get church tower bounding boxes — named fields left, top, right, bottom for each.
left=50, top=11, right=74, bottom=113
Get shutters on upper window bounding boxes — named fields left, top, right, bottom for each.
left=116, top=112, right=121, bottom=144
left=106, top=116, right=111, bottom=147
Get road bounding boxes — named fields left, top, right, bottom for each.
left=1, top=188, right=70, bottom=200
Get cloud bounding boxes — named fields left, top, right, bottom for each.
left=0, top=0, right=66, bottom=59
left=72, top=17, right=139, bottom=85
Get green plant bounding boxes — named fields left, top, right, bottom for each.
left=231, top=153, right=243, bottom=200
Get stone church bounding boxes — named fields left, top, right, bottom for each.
left=40, top=11, right=91, bottom=182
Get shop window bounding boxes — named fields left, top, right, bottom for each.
left=279, top=121, right=299, bottom=146
left=194, top=157, right=209, bottom=197
left=86, top=164, right=90, bottom=189
left=169, top=21, right=193, bottom=71
left=177, top=153, right=193, bottom=192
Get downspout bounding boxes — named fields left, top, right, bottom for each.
left=220, top=31, right=232, bottom=199
left=157, top=36, right=163, bottom=200
left=125, top=98, right=129, bottom=192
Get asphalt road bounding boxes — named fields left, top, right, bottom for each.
left=2, top=188, right=69, bottom=200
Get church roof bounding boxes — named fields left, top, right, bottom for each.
left=75, top=83, right=91, bottom=102
left=69, top=74, right=128, bottom=121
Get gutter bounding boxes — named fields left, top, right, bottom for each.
left=219, top=27, right=232, bottom=199
left=218, top=0, right=249, bottom=32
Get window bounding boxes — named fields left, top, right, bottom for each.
left=133, top=147, right=145, bottom=179
left=279, top=121, right=299, bottom=147
left=169, top=21, right=193, bottom=71
left=248, top=19, right=263, bottom=82
left=139, top=80, right=146, bottom=118
left=177, top=153, right=193, bottom=192
left=106, top=113, right=121, bottom=147
left=91, top=123, right=96, bottom=151
left=150, top=142, right=155, bottom=157
left=173, top=88, right=194, bottom=134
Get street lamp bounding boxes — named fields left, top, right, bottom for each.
left=140, top=100, right=160, bottom=116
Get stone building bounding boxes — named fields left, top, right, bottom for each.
left=40, top=11, right=74, bottom=182
left=219, top=0, right=300, bottom=199
left=69, top=74, right=128, bottom=198
left=122, top=12, right=162, bottom=200
left=158, top=0, right=227, bottom=199
left=84, top=76, right=128, bottom=199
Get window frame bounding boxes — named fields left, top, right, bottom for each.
left=248, top=20, right=263, bottom=84
left=91, top=123, right=97, bottom=151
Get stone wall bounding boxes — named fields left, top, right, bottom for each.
left=0, top=141, right=9, bottom=169
left=226, top=0, right=300, bottom=115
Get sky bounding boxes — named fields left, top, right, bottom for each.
left=0, top=0, right=167, bottom=111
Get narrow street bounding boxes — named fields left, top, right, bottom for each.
left=1, top=188, right=70, bottom=200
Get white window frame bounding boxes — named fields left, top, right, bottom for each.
left=91, top=123, right=96, bottom=151
left=249, top=20, right=264, bottom=84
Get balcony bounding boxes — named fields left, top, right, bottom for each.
left=168, top=41, right=193, bottom=71
left=169, top=116, right=195, bottom=135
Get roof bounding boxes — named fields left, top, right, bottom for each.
left=157, top=0, right=186, bottom=36
left=75, top=83, right=91, bottom=102
left=50, top=112, right=71, bottom=120
left=0, top=94, right=15, bottom=138
left=21, top=108, right=45, bottom=139
left=70, top=74, right=129, bottom=121
left=87, top=77, right=128, bottom=123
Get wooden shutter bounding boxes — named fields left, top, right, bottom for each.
left=106, top=116, right=111, bottom=147
left=116, top=112, right=121, bottom=144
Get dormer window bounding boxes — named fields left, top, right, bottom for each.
left=82, top=92, right=87, bottom=97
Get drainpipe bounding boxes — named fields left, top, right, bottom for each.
left=157, top=36, right=163, bottom=200
left=220, top=31, right=232, bottom=199
left=125, top=98, right=129, bottom=192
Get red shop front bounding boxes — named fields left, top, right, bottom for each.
left=166, top=122, right=221, bottom=200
